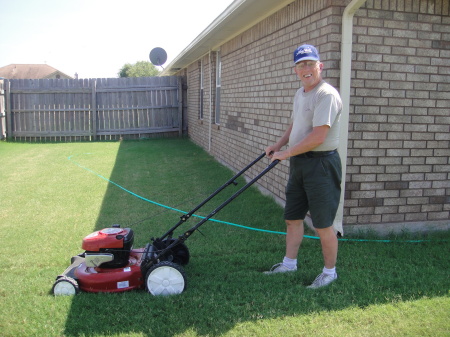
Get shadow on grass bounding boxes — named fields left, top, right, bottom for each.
left=62, top=139, right=449, bottom=337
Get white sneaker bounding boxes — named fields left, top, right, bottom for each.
left=263, top=263, right=297, bottom=275
left=306, top=272, right=337, bottom=289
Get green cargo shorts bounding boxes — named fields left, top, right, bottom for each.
left=284, top=151, right=342, bottom=229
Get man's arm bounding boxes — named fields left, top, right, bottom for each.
left=270, top=125, right=330, bottom=161
left=265, top=123, right=293, bottom=157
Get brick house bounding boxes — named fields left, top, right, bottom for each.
left=162, top=0, right=449, bottom=234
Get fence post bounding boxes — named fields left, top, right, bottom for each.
left=91, top=79, right=97, bottom=140
left=5, top=79, right=12, bottom=140
left=0, top=79, right=5, bottom=140
left=178, top=76, right=183, bottom=137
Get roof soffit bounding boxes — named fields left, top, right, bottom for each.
left=162, top=0, right=296, bottom=75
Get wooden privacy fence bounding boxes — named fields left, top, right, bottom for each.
left=2, top=76, right=185, bottom=141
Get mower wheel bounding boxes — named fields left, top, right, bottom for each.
left=52, top=276, right=79, bottom=296
left=145, top=261, right=187, bottom=296
left=162, top=239, right=190, bottom=265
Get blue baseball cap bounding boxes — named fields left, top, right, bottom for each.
left=293, top=44, right=320, bottom=64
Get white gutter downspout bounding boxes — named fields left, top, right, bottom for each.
left=334, top=0, right=366, bottom=235
left=208, top=51, right=213, bottom=152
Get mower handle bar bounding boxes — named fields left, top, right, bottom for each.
left=157, top=152, right=270, bottom=241
left=155, top=156, right=280, bottom=259
left=181, top=157, right=279, bottom=238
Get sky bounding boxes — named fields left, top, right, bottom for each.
left=0, top=0, right=235, bottom=79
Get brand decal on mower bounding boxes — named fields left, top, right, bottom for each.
left=117, top=281, right=129, bottom=289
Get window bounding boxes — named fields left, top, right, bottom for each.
left=199, top=59, right=204, bottom=120
left=215, top=51, right=221, bottom=125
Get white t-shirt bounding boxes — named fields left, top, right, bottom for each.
left=289, top=80, right=342, bottom=151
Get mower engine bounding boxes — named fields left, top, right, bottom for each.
left=82, top=227, right=134, bottom=268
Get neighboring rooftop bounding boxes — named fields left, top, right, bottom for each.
left=0, top=64, right=73, bottom=79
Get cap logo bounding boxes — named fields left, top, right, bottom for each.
left=296, top=47, right=313, bottom=55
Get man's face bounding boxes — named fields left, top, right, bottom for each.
left=294, top=60, right=323, bottom=92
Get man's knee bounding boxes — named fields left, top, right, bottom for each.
left=315, top=226, right=337, bottom=238
left=285, top=219, right=303, bottom=227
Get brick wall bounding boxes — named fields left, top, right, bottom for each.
left=182, top=0, right=449, bottom=229
left=347, top=0, right=450, bottom=224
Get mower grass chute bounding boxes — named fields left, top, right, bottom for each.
left=52, top=152, right=278, bottom=296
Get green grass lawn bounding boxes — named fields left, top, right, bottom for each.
left=0, top=138, right=448, bottom=337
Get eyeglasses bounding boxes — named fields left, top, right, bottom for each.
left=295, top=61, right=318, bottom=70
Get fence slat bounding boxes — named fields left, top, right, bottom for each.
left=0, top=79, right=6, bottom=139
left=91, top=79, right=97, bottom=140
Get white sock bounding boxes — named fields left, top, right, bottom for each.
left=283, top=256, right=297, bottom=269
left=323, top=266, right=336, bottom=277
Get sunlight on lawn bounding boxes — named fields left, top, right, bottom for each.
left=221, top=296, right=449, bottom=337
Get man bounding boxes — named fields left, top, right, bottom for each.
left=264, top=44, right=343, bottom=289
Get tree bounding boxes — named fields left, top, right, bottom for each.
left=118, top=61, right=160, bottom=77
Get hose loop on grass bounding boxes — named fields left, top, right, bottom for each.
left=68, top=154, right=442, bottom=244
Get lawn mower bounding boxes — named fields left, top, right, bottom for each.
left=52, top=152, right=279, bottom=296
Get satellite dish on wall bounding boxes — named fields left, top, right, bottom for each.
left=149, top=47, right=167, bottom=67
